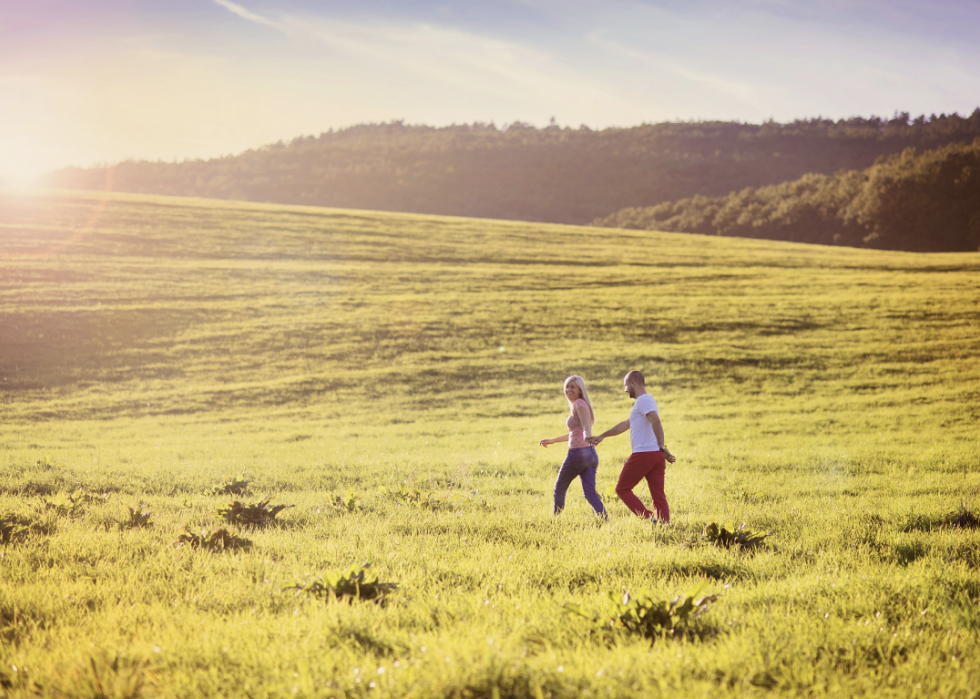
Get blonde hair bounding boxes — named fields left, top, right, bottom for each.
left=564, top=375, right=595, bottom=424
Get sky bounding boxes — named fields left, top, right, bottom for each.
left=2, top=0, right=979, bottom=185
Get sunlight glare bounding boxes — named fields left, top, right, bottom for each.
left=0, top=142, right=45, bottom=192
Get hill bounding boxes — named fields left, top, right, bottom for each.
left=596, top=138, right=980, bottom=252
left=41, top=111, right=980, bottom=227
left=2, top=190, right=979, bottom=697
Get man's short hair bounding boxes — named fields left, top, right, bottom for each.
left=625, top=370, right=645, bottom=386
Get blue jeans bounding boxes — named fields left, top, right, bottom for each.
left=553, top=446, right=607, bottom=519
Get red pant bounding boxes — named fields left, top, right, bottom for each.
left=616, top=451, right=669, bottom=521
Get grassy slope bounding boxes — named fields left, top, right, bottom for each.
left=1, top=189, right=979, bottom=698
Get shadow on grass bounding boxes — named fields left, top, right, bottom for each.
left=656, top=558, right=752, bottom=582
left=898, top=507, right=980, bottom=533
left=328, top=623, right=408, bottom=657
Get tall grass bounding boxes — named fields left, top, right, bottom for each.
left=1, top=189, right=978, bottom=697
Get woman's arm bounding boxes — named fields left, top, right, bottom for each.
left=540, top=433, right=570, bottom=447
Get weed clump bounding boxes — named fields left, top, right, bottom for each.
left=206, top=474, right=253, bottom=497
left=215, top=498, right=293, bottom=527
left=331, top=488, right=363, bottom=514
left=380, top=483, right=471, bottom=511
left=682, top=522, right=772, bottom=550
left=172, top=526, right=252, bottom=551
left=288, top=564, right=398, bottom=604
left=724, top=489, right=777, bottom=505
left=120, top=502, right=154, bottom=529
left=565, top=585, right=720, bottom=641
left=946, top=507, right=980, bottom=529
left=42, top=489, right=110, bottom=518
left=1, top=509, right=54, bottom=543
left=1, top=512, right=33, bottom=544
left=97, top=502, right=155, bottom=532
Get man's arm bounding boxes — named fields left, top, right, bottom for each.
left=589, top=419, right=629, bottom=445
left=645, top=410, right=676, bottom=463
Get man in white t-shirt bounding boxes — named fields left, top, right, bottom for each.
left=590, top=370, right=676, bottom=521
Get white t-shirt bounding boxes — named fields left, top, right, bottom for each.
left=629, top=393, right=660, bottom=453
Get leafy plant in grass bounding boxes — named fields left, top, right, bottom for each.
left=119, top=502, right=154, bottom=530
left=380, top=483, right=469, bottom=511
left=287, top=564, right=398, bottom=604
left=331, top=488, right=363, bottom=514
left=215, top=498, right=293, bottom=527
left=41, top=489, right=110, bottom=518
left=172, top=526, right=252, bottom=551
left=565, top=586, right=720, bottom=641
left=206, top=474, right=253, bottom=497
left=682, top=522, right=772, bottom=550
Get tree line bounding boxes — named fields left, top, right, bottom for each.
left=42, top=111, right=980, bottom=233
left=596, top=138, right=980, bottom=252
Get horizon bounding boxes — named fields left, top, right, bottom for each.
left=3, top=0, right=980, bottom=186
left=25, top=110, right=980, bottom=174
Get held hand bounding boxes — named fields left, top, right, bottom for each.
left=588, top=435, right=603, bottom=446
left=662, top=447, right=677, bottom=464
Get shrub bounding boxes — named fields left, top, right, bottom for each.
left=565, top=585, right=720, bottom=641
left=682, top=522, right=772, bottom=550
left=215, top=498, right=293, bottom=527
left=172, top=526, right=252, bottom=551
left=288, top=564, right=398, bottom=603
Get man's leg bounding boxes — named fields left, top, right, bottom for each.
left=616, top=452, right=656, bottom=518
left=643, top=452, right=670, bottom=522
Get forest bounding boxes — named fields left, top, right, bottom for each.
left=596, top=138, right=980, bottom=252
left=42, top=111, right=980, bottom=241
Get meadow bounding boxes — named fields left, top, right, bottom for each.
left=1, top=189, right=978, bottom=698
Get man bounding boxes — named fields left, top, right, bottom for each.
left=590, top=370, right=676, bottom=521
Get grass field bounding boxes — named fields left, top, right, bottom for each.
left=1, top=189, right=979, bottom=698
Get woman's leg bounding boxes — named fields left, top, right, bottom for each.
left=553, top=452, right=580, bottom=515
left=579, top=464, right=607, bottom=519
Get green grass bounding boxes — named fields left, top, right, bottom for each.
left=1, top=188, right=979, bottom=698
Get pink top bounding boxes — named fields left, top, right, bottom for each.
left=566, top=398, right=593, bottom=449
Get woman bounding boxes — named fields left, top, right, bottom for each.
left=539, top=375, right=607, bottom=519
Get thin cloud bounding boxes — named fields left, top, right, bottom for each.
left=278, top=14, right=626, bottom=109
left=212, top=0, right=281, bottom=29
left=586, top=29, right=760, bottom=106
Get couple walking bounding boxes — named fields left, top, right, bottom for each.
left=539, top=371, right=676, bottom=521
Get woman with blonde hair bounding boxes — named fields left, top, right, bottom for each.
left=539, top=375, right=607, bottom=519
